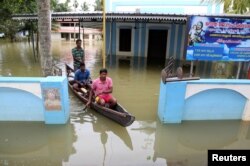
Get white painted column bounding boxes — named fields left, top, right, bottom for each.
left=242, top=101, right=250, bottom=121
left=89, top=34, right=93, bottom=42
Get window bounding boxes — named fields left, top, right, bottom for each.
left=61, top=33, right=66, bottom=38
left=119, top=28, right=131, bottom=52
left=61, top=23, right=70, bottom=27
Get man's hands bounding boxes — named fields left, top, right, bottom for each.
left=97, top=90, right=111, bottom=96
left=86, top=101, right=91, bottom=107
left=83, top=101, right=91, bottom=110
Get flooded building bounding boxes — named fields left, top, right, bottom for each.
left=105, top=0, right=223, bottom=61
left=12, top=2, right=249, bottom=78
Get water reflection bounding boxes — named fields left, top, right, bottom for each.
left=92, top=117, right=134, bottom=166
left=92, top=115, right=133, bottom=151
left=0, top=122, right=76, bottom=166
left=70, top=100, right=133, bottom=151
left=0, top=41, right=42, bottom=76
left=131, top=121, right=155, bottom=152
left=108, top=55, right=148, bottom=71
left=153, top=120, right=250, bottom=166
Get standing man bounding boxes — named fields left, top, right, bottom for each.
left=72, top=39, right=84, bottom=71
left=86, top=68, right=117, bottom=108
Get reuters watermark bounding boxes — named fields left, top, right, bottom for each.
left=208, top=150, right=250, bottom=166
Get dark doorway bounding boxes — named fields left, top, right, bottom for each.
left=119, top=28, right=132, bottom=52
left=147, top=30, right=167, bottom=61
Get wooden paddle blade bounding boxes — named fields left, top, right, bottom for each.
left=83, top=105, right=87, bottom=110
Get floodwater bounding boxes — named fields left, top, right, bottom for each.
left=1, top=40, right=250, bottom=166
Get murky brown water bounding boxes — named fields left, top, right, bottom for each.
left=1, top=40, right=250, bottom=166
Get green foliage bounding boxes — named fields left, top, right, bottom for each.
left=231, top=0, right=250, bottom=14
left=73, top=0, right=79, bottom=10
left=0, top=0, right=37, bottom=40
left=51, top=21, right=60, bottom=32
left=0, top=19, right=22, bottom=40
left=202, top=0, right=250, bottom=14
left=81, top=2, right=89, bottom=11
left=51, top=0, right=71, bottom=12
left=0, top=0, right=37, bottom=14
left=94, top=0, right=103, bottom=11
left=0, top=0, right=71, bottom=40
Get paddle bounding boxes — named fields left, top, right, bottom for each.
left=80, top=87, right=90, bottom=111
left=83, top=105, right=88, bottom=111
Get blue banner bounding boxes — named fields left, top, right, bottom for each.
left=186, top=16, right=250, bottom=61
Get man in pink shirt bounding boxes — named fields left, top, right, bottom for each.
left=86, top=68, right=117, bottom=108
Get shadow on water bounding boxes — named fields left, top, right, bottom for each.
left=70, top=105, right=134, bottom=166
left=70, top=106, right=133, bottom=152
left=153, top=120, right=250, bottom=166
left=0, top=122, right=76, bottom=166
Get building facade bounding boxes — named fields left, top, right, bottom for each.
left=52, top=22, right=102, bottom=41
left=105, top=0, right=224, bottom=62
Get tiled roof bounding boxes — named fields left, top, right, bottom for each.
left=12, top=12, right=187, bottom=22
left=12, top=12, right=250, bottom=24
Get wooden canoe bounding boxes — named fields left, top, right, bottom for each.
left=66, top=64, right=135, bottom=127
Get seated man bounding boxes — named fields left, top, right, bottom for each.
left=87, top=68, right=117, bottom=108
left=73, top=62, right=90, bottom=91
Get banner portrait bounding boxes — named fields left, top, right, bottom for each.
left=186, top=16, right=250, bottom=61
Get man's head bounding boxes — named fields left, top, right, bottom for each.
left=99, top=68, right=108, bottom=81
left=80, top=62, right=85, bottom=72
left=76, top=39, right=82, bottom=48
left=196, top=21, right=203, bottom=30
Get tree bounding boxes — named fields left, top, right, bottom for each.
left=0, top=19, right=23, bottom=41
left=37, top=0, right=53, bottom=76
left=81, top=2, right=89, bottom=11
left=94, top=0, right=103, bottom=11
left=73, top=0, right=79, bottom=11
left=202, top=0, right=250, bottom=14
left=51, top=0, right=71, bottom=12
left=0, top=0, right=37, bottom=14
left=0, top=0, right=37, bottom=41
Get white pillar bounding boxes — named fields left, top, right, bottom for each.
left=89, top=34, right=93, bottom=42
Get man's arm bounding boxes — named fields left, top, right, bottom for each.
left=74, top=57, right=82, bottom=63
left=102, top=87, right=113, bottom=94
left=74, top=71, right=83, bottom=86
left=101, top=78, right=113, bottom=94
left=86, top=70, right=90, bottom=79
left=86, top=89, right=93, bottom=107
left=72, top=48, right=82, bottom=63
left=86, top=83, right=94, bottom=107
left=86, top=70, right=91, bottom=84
